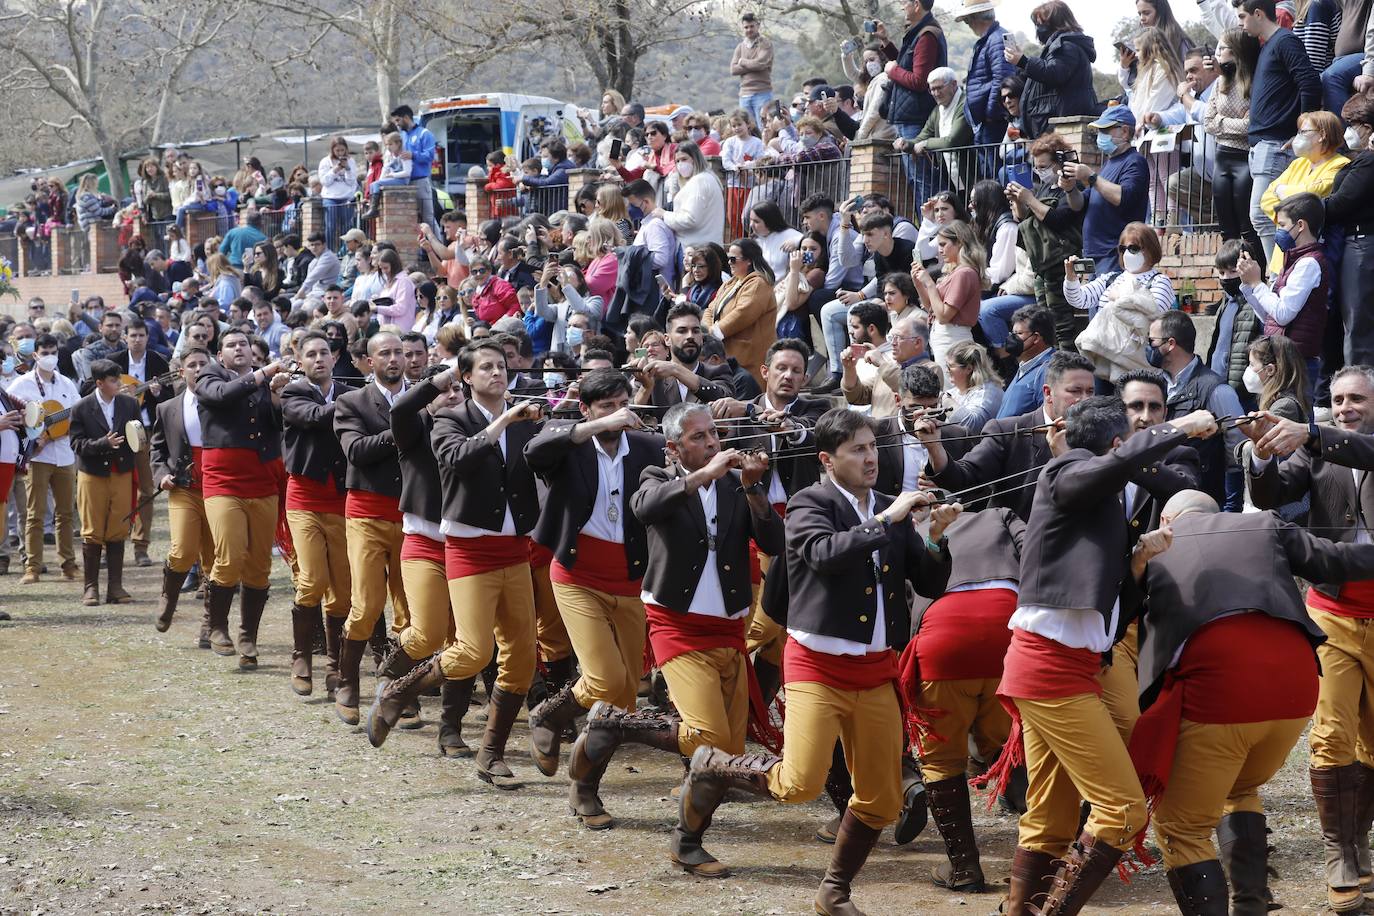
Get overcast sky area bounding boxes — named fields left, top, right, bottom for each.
left=932, top=0, right=1203, bottom=71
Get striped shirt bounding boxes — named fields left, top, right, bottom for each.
left=1064, top=268, right=1176, bottom=317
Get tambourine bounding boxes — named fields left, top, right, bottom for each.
left=124, top=420, right=145, bottom=452
left=22, top=401, right=42, bottom=429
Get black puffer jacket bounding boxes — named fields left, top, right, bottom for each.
left=1018, top=31, right=1100, bottom=141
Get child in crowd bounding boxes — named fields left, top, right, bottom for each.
left=485, top=150, right=517, bottom=217
left=1205, top=239, right=1261, bottom=406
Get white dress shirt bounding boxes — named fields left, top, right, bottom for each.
left=788, top=478, right=888, bottom=656
left=642, top=478, right=732, bottom=618
left=8, top=370, right=79, bottom=466
left=96, top=390, right=117, bottom=431
left=583, top=432, right=629, bottom=544
left=182, top=392, right=203, bottom=447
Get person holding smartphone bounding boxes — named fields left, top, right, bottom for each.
left=317, top=136, right=359, bottom=247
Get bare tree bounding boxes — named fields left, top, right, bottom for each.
left=0, top=0, right=258, bottom=197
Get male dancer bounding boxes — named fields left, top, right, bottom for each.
left=368, top=341, right=543, bottom=789
left=281, top=331, right=352, bottom=697
left=194, top=330, right=289, bottom=670
left=564, top=402, right=782, bottom=831
left=69, top=359, right=141, bottom=606
left=151, top=348, right=214, bottom=639
left=112, top=319, right=170, bottom=566
left=524, top=368, right=666, bottom=783
left=675, top=409, right=956, bottom=913
left=332, top=332, right=410, bottom=726
left=368, top=365, right=469, bottom=754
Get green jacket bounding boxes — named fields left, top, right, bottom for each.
left=914, top=88, right=974, bottom=149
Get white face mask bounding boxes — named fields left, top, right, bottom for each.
left=676, top=161, right=694, bottom=178
left=1292, top=132, right=1315, bottom=159
left=36, top=354, right=57, bottom=373
left=1122, top=250, right=1148, bottom=273
left=866, top=60, right=882, bottom=77
left=1242, top=364, right=1265, bottom=395
left=1346, top=126, right=1364, bottom=150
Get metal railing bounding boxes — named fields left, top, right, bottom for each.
left=525, top=184, right=568, bottom=217
left=729, top=156, right=852, bottom=237
left=24, top=236, right=51, bottom=275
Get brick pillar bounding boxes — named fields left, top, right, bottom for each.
left=376, top=186, right=420, bottom=265
left=1048, top=115, right=1103, bottom=170
left=847, top=140, right=898, bottom=214
left=565, top=169, right=601, bottom=213
left=183, top=212, right=218, bottom=254
left=300, top=199, right=324, bottom=241
left=15, top=239, right=28, bottom=277
left=1157, top=230, right=1223, bottom=313
left=465, top=178, right=492, bottom=225
left=90, top=224, right=120, bottom=273
left=51, top=229, right=72, bottom=275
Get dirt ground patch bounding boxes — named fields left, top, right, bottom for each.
left=0, top=529, right=1359, bottom=915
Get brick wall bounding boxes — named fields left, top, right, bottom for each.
left=8, top=273, right=127, bottom=320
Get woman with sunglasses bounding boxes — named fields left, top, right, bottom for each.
left=915, top=191, right=968, bottom=272
left=703, top=238, right=776, bottom=389
left=1063, top=223, right=1176, bottom=319
left=466, top=255, right=520, bottom=324
left=1259, top=110, right=1349, bottom=275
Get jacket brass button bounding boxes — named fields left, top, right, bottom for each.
left=864, top=587, right=873, bottom=595
left=1131, top=519, right=1140, bottom=528
left=569, top=547, right=577, bottom=554
left=882, top=564, right=890, bottom=572
left=723, top=564, right=731, bottom=572
left=859, top=614, right=868, bottom=622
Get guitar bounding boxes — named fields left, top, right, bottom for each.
left=119, top=370, right=178, bottom=405
left=22, top=399, right=73, bottom=439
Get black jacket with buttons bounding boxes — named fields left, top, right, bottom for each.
left=632, top=464, right=784, bottom=617
left=150, top=391, right=194, bottom=485
left=734, top=393, right=830, bottom=499
left=430, top=399, right=540, bottom=534
left=333, top=382, right=403, bottom=498
left=1248, top=424, right=1374, bottom=601
left=1125, top=443, right=1200, bottom=551
left=524, top=421, right=666, bottom=578
left=775, top=477, right=951, bottom=649
left=391, top=378, right=447, bottom=524
left=281, top=378, right=351, bottom=489
left=70, top=392, right=141, bottom=476
left=192, top=362, right=281, bottom=461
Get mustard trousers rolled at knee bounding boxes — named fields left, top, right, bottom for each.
left=553, top=582, right=644, bottom=712
left=917, top=677, right=1010, bottom=783
left=285, top=509, right=349, bottom=615
left=204, top=493, right=277, bottom=589
left=77, top=470, right=133, bottom=545
left=660, top=646, right=750, bottom=756
left=1308, top=607, right=1374, bottom=769
left=343, top=516, right=407, bottom=640
left=438, top=563, right=537, bottom=693
left=398, top=556, right=451, bottom=660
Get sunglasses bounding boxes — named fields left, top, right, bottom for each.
left=726, top=255, right=742, bottom=264
left=1117, top=243, right=1144, bottom=255
left=471, top=267, right=490, bottom=275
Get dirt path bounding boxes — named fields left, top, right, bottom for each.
left=0, top=534, right=1354, bottom=915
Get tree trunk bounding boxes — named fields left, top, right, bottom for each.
left=92, top=127, right=125, bottom=200
left=376, top=59, right=399, bottom=123
left=608, top=0, right=635, bottom=100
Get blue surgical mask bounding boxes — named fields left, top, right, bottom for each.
left=1274, top=227, right=1297, bottom=253
left=544, top=371, right=567, bottom=389
left=1145, top=343, right=1165, bottom=369
left=566, top=326, right=584, bottom=347
left=1096, top=132, right=1120, bottom=156
left=16, top=338, right=34, bottom=358
left=540, top=157, right=554, bottom=171
left=1, top=357, right=14, bottom=375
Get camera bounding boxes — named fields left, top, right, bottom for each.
left=841, top=38, right=859, bottom=55
left=1070, top=258, right=1096, bottom=277
left=1054, top=149, right=1078, bottom=165
left=862, top=19, right=877, bottom=32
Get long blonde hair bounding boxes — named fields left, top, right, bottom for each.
left=207, top=252, right=241, bottom=283
left=595, top=184, right=629, bottom=224
left=1136, top=27, right=1184, bottom=87
left=945, top=340, right=1003, bottom=391
left=935, top=220, right=987, bottom=280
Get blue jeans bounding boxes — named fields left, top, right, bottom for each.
left=892, top=121, right=925, bottom=202
left=979, top=294, right=1036, bottom=347
left=820, top=297, right=856, bottom=376
left=368, top=177, right=408, bottom=197
left=739, top=92, right=773, bottom=131
left=322, top=198, right=354, bottom=247
left=175, top=201, right=208, bottom=230
left=1323, top=53, right=1364, bottom=122
left=1248, top=140, right=1293, bottom=262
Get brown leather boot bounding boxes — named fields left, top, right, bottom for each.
left=323, top=614, right=345, bottom=696
left=104, top=541, right=132, bottom=604
left=893, top=755, right=928, bottom=846
left=205, top=582, right=237, bottom=656
left=1166, top=859, right=1229, bottom=915
left=438, top=676, right=476, bottom=758
left=236, top=585, right=269, bottom=670
left=1217, top=811, right=1271, bottom=916
left=1037, top=831, right=1125, bottom=916
left=81, top=542, right=102, bottom=606
left=527, top=683, right=588, bottom=776
left=197, top=605, right=211, bottom=649
left=367, top=655, right=444, bottom=748
left=568, top=755, right=615, bottom=830
left=154, top=564, right=184, bottom=632
left=1357, top=764, right=1374, bottom=897
left=1312, top=764, right=1365, bottom=912
left=1003, top=847, right=1057, bottom=915
left=568, top=701, right=681, bottom=781
left=814, top=809, right=882, bottom=915
left=476, top=686, right=526, bottom=789
left=671, top=745, right=780, bottom=878
left=289, top=603, right=319, bottom=696
left=334, top=637, right=368, bottom=725
left=926, top=775, right=986, bottom=892
left=374, top=639, right=423, bottom=729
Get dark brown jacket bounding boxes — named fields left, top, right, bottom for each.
left=333, top=381, right=403, bottom=498
left=70, top=392, right=141, bottom=476
left=391, top=378, right=446, bottom=523
left=874, top=416, right=973, bottom=497
left=942, top=506, right=1026, bottom=591
left=193, top=362, right=281, bottom=460
left=732, top=393, right=830, bottom=500
left=647, top=362, right=735, bottom=407
left=150, top=391, right=195, bottom=485
left=281, top=378, right=350, bottom=489
left=1248, top=425, right=1374, bottom=600
left=431, top=399, right=540, bottom=534
left=524, top=421, right=666, bottom=577
left=777, top=477, right=950, bottom=648
left=632, top=463, right=784, bottom=617
left=1018, top=423, right=1188, bottom=636
left=930, top=408, right=1052, bottom=521
left=1134, top=510, right=1374, bottom=707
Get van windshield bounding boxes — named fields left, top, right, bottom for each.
left=441, top=109, right=501, bottom=188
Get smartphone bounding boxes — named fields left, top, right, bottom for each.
left=848, top=344, right=866, bottom=359
left=70, top=288, right=79, bottom=305
left=609, top=138, right=624, bottom=161
left=634, top=347, right=648, bottom=359
left=655, top=274, right=672, bottom=292
left=862, top=19, right=877, bottom=32
left=372, top=296, right=395, bottom=308
left=1071, top=258, right=1096, bottom=277
left=848, top=194, right=865, bottom=210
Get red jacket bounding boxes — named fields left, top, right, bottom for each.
left=485, top=164, right=516, bottom=192
left=472, top=275, right=520, bottom=323
left=363, top=155, right=383, bottom=198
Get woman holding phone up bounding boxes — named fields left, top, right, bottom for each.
left=318, top=136, right=359, bottom=247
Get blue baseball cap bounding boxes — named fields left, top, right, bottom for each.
left=1088, top=106, right=1136, bottom=131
